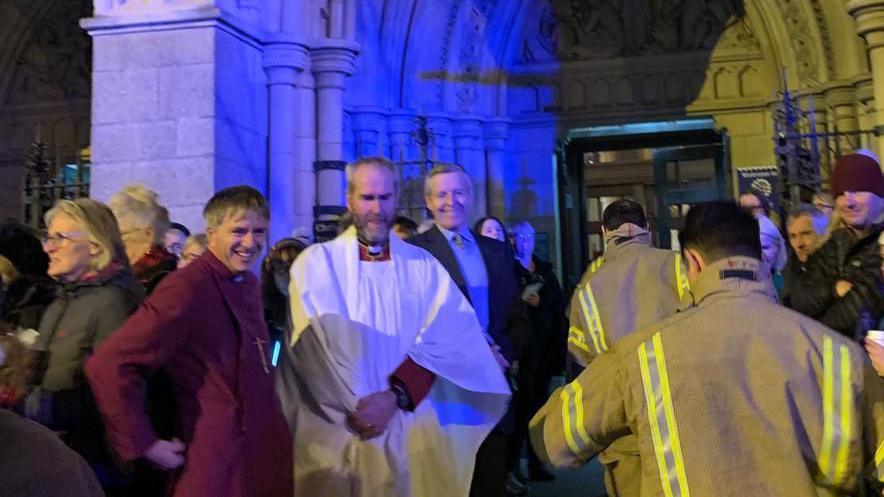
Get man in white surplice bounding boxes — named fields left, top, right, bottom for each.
left=285, top=157, right=511, bottom=497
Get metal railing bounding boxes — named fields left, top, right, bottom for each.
left=21, top=142, right=90, bottom=230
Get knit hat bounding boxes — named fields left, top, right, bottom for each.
left=831, top=153, right=884, bottom=198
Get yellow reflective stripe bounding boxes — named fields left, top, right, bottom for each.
left=674, top=256, right=690, bottom=300
left=638, top=333, right=690, bottom=497
left=560, top=387, right=581, bottom=455
left=590, top=257, right=605, bottom=274
left=875, top=440, right=884, bottom=481
left=820, top=338, right=834, bottom=477
left=585, top=282, right=608, bottom=352
left=571, top=382, right=592, bottom=447
left=577, top=289, right=603, bottom=353
left=819, top=336, right=853, bottom=486
left=559, top=382, right=592, bottom=456
left=568, top=326, right=590, bottom=353
left=835, top=345, right=853, bottom=483
left=654, top=334, right=690, bottom=494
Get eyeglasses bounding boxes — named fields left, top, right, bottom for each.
left=119, top=228, right=145, bottom=239
left=41, top=231, right=87, bottom=247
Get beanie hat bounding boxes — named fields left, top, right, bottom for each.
left=831, top=153, right=884, bottom=198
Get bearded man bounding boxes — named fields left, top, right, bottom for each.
left=283, top=157, right=510, bottom=497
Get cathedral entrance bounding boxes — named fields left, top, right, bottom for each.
left=558, top=119, right=730, bottom=290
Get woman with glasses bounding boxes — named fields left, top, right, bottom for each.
left=109, top=184, right=177, bottom=295
left=28, top=198, right=143, bottom=496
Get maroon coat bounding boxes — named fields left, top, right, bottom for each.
left=85, top=250, right=293, bottom=497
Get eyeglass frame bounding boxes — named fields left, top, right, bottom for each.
left=40, top=230, right=88, bottom=248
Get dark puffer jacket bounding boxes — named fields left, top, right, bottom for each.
left=0, top=274, right=56, bottom=330
left=30, top=264, right=143, bottom=464
left=790, top=223, right=883, bottom=338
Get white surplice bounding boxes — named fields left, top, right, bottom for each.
left=284, top=226, right=511, bottom=497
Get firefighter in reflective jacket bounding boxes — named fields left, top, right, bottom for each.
left=534, top=202, right=884, bottom=497
left=567, top=199, right=689, bottom=497
left=568, top=199, right=689, bottom=368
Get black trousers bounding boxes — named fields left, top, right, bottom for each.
left=469, top=434, right=508, bottom=497
left=505, top=368, right=553, bottom=473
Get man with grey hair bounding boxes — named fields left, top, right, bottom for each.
left=286, top=157, right=510, bottom=497
left=87, top=186, right=293, bottom=497
left=408, top=162, right=525, bottom=497
left=782, top=204, right=828, bottom=307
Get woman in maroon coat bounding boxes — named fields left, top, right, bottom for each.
left=86, top=186, right=293, bottom=497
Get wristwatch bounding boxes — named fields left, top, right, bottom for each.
left=389, top=382, right=413, bottom=411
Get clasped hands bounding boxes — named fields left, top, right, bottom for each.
left=347, top=390, right=398, bottom=440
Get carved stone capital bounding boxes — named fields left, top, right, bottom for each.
left=386, top=111, right=417, bottom=136
left=482, top=118, right=511, bottom=151
left=426, top=114, right=453, bottom=137
left=853, top=73, right=875, bottom=104
left=848, top=0, right=884, bottom=49
left=311, top=40, right=360, bottom=78
left=350, top=108, right=386, bottom=133
left=454, top=118, right=483, bottom=139
left=823, top=81, right=858, bottom=108
left=263, top=35, right=310, bottom=85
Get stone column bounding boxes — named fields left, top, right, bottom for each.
left=483, top=118, right=510, bottom=218
left=427, top=114, right=455, bottom=163
left=849, top=0, right=884, bottom=153
left=82, top=4, right=267, bottom=231
left=350, top=108, right=386, bottom=157
left=293, top=68, right=317, bottom=237
left=824, top=81, right=859, bottom=157
left=854, top=75, right=877, bottom=153
left=387, top=111, right=416, bottom=163
left=263, top=34, right=310, bottom=239
left=312, top=40, right=359, bottom=212
left=454, top=118, right=486, bottom=219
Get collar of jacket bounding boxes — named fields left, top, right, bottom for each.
left=603, top=224, right=652, bottom=260
left=689, top=256, right=778, bottom=306
left=57, top=262, right=131, bottom=295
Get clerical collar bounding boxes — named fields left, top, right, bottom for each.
left=358, top=240, right=391, bottom=262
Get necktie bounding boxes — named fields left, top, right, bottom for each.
left=453, top=233, right=465, bottom=249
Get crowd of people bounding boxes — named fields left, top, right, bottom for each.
left=0, top=151, right=880, bottom=497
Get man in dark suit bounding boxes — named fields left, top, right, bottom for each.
left=408, top=162, right=527, bottom=497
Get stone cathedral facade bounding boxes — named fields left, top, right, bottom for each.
left=0, top=0, right=882, bottom=278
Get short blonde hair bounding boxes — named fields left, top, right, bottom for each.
left=109, top=184, right=169, bottom=244
left=45, top=198, right=127, bottom=272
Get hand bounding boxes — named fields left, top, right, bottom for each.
left=835, top=280, right=853, bottom=298
left=525, top=293, right=541, bottom=307
left=144, top=439, right=186, bottom=470
left=492, top=345, right=510, bottom=370
left=866, top=340, right=884, bottom=377
left=347, top=390, right=397, bottom=440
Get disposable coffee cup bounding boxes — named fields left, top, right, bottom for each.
left=867, top=330, right=884, bottom=347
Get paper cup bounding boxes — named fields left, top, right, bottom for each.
left=867, top=330, right=884, bottom=347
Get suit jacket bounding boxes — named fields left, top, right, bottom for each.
left=408, top=225, right=527, bottom=361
